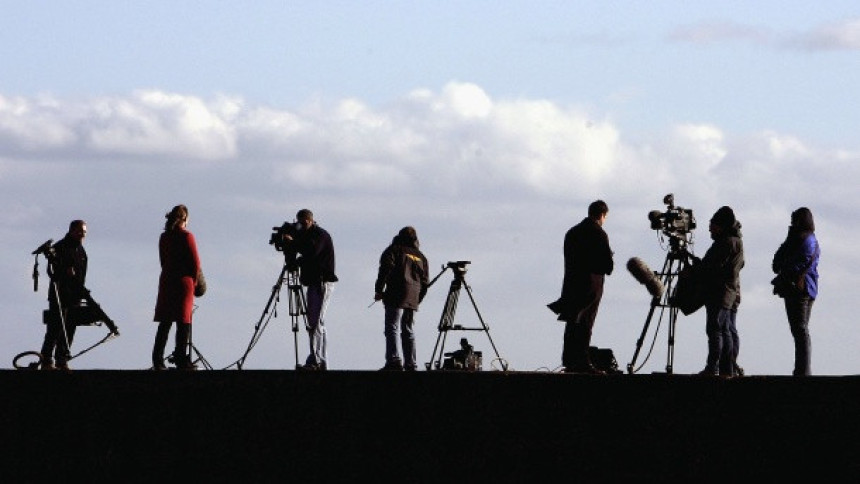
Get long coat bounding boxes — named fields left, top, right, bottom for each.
left=153, top=228, right=200, bottom=324
left=549, top=217, right=614, bottom=321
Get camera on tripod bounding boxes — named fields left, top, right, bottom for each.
left=648, top=193, right=696, bottom=238
left=442, top=338, right=482, bottom=371
left=269, top=222, right=301, bottom=253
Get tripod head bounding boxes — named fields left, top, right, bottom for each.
left=428, top=261, right=471, bottom=288
left=446, top=261, right=470, bottom=280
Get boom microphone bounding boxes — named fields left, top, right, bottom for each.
left=626, top=257, right=664, bottom=299
left=31, top=239, right=53, bottom=255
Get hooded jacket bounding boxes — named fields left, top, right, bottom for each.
left=700, top=219, right=744, bottom=310
left=375, top=232, right=429, bottom=310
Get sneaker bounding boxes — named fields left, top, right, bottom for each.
left=379, top=362, right=404, bottom=371
left=56, top=362, right=71, bottom=371
left=698, top=368, right=718, bottom=376
left=40, top=362, right=56, bottom=371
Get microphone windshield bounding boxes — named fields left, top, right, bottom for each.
left=626, top=257, right=664, bottom=299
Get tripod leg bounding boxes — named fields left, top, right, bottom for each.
left=427, top=280, right=461, bottom=370
left=235, top=263, right=290, bottom=369
left=627, top=254, right=676, bottom=374
left=627, top=297, right=660, bottom=374
left=461, top=282, right=507, bottom=370
left=287, top=272, right=309, bottom=369
left=663, top=256, right=688, bottom=374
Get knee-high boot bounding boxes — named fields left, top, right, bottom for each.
left=152, top=322, right=171, bottom=370
left=174, top=323, right=195, bottom=370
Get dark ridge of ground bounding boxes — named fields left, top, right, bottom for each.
left=1, top=370, right=858, bottom=482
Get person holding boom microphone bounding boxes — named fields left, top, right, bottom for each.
left=39, top=219, right=89, bottom=371
left=549, top=200, right=614, bottom=374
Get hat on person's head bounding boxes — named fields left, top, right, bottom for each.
left=710, top=206, right=736, bottom=228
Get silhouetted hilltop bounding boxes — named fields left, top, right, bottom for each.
left=2, top=370, right=858, bottom=482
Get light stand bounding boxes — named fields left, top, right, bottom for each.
left=426, top=261, right=507, bottom=371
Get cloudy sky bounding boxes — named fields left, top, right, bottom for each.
left=2, top=1, right=859, bottom=375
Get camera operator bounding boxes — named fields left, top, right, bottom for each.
left=374, top=226, right=429, bottom=371
left=696, top=206, right=745, bottom=377
left=40, top=220, right=88, bottom=371
left=548, top=200, right=614, bottom=374
left=283, top=209, right=338, bottom=370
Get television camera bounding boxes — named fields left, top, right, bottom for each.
left=648, top=193, right=696, bottom=238
left=269, top=222, right=301, bottom=253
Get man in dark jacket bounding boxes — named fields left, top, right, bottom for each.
left=286, top=209, right=338, bottom=370
left=549, top=200, right=614, bottom=374
left=374, top=226, right=429, bottom=371
left=41, top=220, right=88, bottom=370
left=697, top=206, right=744, bottom=377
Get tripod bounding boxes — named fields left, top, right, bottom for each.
left=186, top=306, right=213, bottom=370
left=426, top=261, right=507, bottom=371
left=627, top=235, right=694, bottom=375
left=234, top=262, right=308, bottom=369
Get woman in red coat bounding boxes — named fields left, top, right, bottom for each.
left=152, top=204, right=201, bottom=370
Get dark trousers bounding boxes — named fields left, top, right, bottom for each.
left=784, top=295, right=814, bottom=376
left=40, top=307, right=77, bottom=365
left=562, top=279, right=604, bottom=369
left=152, top=321, right=191, bottom=366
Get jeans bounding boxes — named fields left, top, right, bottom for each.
left=704, top=305, right=738, bottom=375
left=384, top=306, right=416, bottom=369
left=305, top=282, right=334, bottom=368
left=784, top=295, right=814, bottom=376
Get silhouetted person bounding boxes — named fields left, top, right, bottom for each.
left=284, top=209, right=338, bottom=370
left=697, top=206, right=744, bottom=377
left=772, top=207, right=820, bottom=376
left=152, top=205, right=202, bottom=370
left=40, top=220, right=88, bottom=370
left=374, top=226, right=429, bottom=371
left=549, top=200, right=614, bottom=374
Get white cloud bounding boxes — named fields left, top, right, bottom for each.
left=2, top=85, right=858, bottom=376
left=790, top=18, right=860, bottom=51
left=668, top=21, right=771, bottom=45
